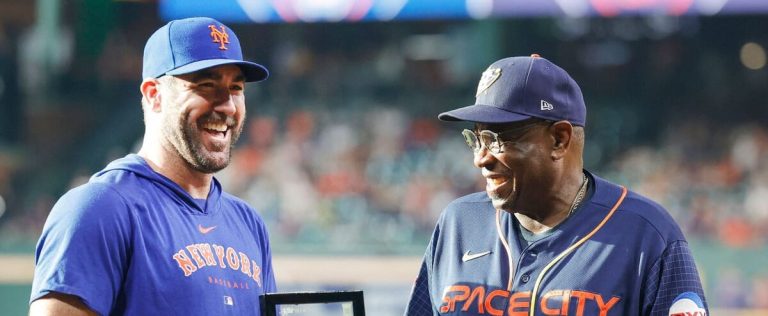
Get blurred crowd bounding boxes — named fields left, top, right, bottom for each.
left=216, top=109, right=478, bottom=253
left=604, top=120, right=768, bottom=248
left=5, top=106, right=766, bottom=252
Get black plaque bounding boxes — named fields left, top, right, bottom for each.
left=260, top=291, right=365, bottom=316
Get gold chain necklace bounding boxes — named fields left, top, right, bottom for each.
left=568, top=174, right=589, bottom=216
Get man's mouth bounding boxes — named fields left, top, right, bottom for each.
left=486, top=175, right=510, bottom=191
left=482, top=171, right=517, bottom=210
left=485, top=175, right=518, bottom=207
left=201, top=122, right=229, bottom=141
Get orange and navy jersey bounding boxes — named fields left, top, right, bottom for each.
left=405, top=171, right=707, bottom=316
left=31, top=154, right=277, bottom=315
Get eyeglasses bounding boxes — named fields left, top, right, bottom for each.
left=461, top=121, right=551, bottom=154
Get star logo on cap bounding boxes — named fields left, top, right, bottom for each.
left=476, top=67, right=501, bottom=97
left=208, top=25, right=230, bottom=50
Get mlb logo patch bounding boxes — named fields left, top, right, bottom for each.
left=669, top=292, right=706, bottom=316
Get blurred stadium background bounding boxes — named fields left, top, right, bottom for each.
left=1, top=0, right=767, bottom=315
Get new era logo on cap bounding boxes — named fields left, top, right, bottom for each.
left=438, top=54, right=586, bottom=126
left=142, top=17, right=269, bottom=82
left=541, top=100, right=554, bottom=111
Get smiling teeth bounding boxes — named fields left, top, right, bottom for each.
left=202, top=123, right=228, bottom=132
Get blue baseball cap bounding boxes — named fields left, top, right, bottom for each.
left=142, top=17, right=268, bottom=82
left=439, top=55, right=586, bottom=126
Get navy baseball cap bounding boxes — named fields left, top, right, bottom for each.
left=439, top=55, right=586, bottom=126
left=142, top=17, right=268, bottom=82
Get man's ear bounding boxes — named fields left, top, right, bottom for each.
left=551, top=121, right=573, bottom=160
left=140, top=78, right=162, bottom=112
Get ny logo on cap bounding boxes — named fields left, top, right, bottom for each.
left=476, top=67, right=501, bottom=97
left=208, top=25, right=230, bottom=50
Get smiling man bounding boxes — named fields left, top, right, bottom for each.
left=405, top=55, right=708, bottom=316
left=29, top=17, right=276, bottom=315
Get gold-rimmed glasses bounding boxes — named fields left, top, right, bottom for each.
left=461, top=120, right=552, bottom=154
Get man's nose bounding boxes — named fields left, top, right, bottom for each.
left=213, top=90, right=237, bottom=116
left=473, top=146, right=496, bottom=169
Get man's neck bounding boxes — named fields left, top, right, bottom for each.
left=514, top=212, right=564, bottom=234
left=138, top=148, right=213, bottom=199
left=512, top=171, right=587, bottom=234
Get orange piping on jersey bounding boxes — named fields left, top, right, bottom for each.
left=495, top=209, right=515, bottom=290
left=528, top=186, right=628, bottom=316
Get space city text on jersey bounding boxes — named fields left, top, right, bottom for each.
left=440, top=284, right=619, bottom=316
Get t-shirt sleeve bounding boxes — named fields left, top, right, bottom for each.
left=256, top=217, right=277, bottom=293
left=30, top=183, right=132, bottom=315
left=644, top=240, right=708, bottom=315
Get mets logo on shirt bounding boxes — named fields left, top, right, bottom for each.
left=669, top=292, right=707, bottom=316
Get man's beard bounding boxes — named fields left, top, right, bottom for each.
left=164, top=111, right=242, bottom=174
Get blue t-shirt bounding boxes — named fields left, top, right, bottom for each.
left=31, top=154, right=277, bottom=315
left=405, top=171, right=708, bottom=316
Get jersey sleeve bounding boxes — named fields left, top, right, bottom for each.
left=404, top=216, right=443, bottom=316
left=30, top=183, right=133, bottom=315
left=644, top=240, right=708, bottom=315
left=404, top=258, right=434, bottom=315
